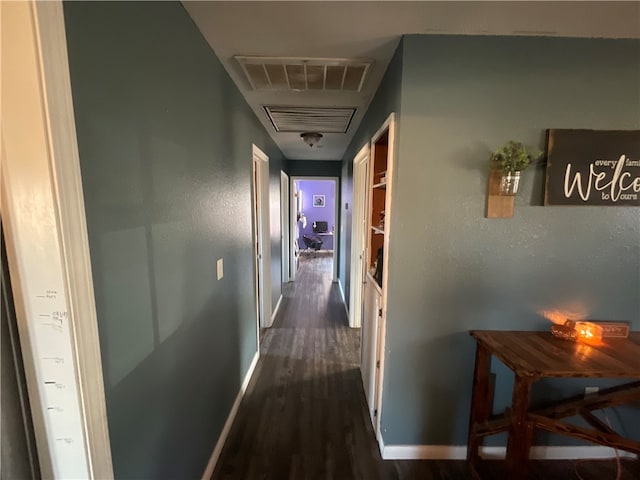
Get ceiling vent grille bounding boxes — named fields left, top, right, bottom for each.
left=264, top=106, right=356, bottom=133
left=236, top=56, right=373, bottom=92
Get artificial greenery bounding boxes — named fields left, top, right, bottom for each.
left=490, top=140, right=538, bottom=172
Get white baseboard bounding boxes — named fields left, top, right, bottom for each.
left=377, top=429, right=385, bottom=454
left=201, top=351, right=260, bottom=479
left=528, top=446, right=635, bottom=460
left=381, top=444, right=636, bottom=460
left=271, top=294, right=283, bottom=324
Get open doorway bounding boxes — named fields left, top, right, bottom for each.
left=348, top=145, right=370, bottom=329
left=1, top=226, right=40, bottom=480
left=290, top=177, right=339, bottom=282
left=280, top=171, right=290, bottom=283
left=252, top=145, right=272, bottom=331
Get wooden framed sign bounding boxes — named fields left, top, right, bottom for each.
left=544, top=129, right=640, bottom=206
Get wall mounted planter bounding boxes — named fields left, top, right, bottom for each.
left=499, top=170, right=521, bottom=196
left=486, top=168, right=515, bottom=218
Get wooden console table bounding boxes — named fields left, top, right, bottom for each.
left=467, top=330, right=640, bottom=478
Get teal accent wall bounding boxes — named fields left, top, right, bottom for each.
left=64, top=2, right=285, bottom=477
left=342, top=35, right=640, bottom=447
left=286, top=160, right=343, bottom=177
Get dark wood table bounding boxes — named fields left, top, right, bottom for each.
left=467, top=330, right=640, bottom=479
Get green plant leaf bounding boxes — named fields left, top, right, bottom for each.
left=490, top=140, right=535, bottom=172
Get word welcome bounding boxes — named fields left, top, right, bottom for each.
left=564, top=155, right=640, bottom=202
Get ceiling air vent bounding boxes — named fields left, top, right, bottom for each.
left=264, top=106, right=356, bottom=133
left=236, top=56, right=373, bottom=92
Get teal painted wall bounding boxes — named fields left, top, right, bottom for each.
left=64, top=2, right=285, bottom=477
left=339, top=40, right=403, bottom=305
left=382, top=35, right=640, bottom=446
left=341, top=34, right=639, bottom=447
left=286, top=160, right=343, bottom=177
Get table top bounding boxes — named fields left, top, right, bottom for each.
left=470, top=330, right=640, bottom=378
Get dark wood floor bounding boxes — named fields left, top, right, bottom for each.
left=211, top=252, right=636, bottom=480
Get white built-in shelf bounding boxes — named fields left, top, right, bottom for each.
left=373, top=182, right=387, bottom=189
left=371, top=226, right=385, bottom=235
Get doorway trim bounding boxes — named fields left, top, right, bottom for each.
left=370, top=112, right=396, bottom=440
left=280, top=171, right=290, bottom=283
left=1, top=1, right=112, bottom=477
left=289, top=181, right=298, bottom=280
left=252, top=145, right=272, bottom=331
left=289, top=176, right=340, bottom=282
left=348, top=144, right=370, bottom=328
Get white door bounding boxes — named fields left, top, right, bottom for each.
left=349, top=144, right=369, bottom=328
left=252, top=145, right=272, bottom=330
left=280, top=171, right=290, bottom=283
left=361, top=277, right=381, bottom=423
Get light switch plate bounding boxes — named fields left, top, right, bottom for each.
left=217, top=258, right=223, bottom=280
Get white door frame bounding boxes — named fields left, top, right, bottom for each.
left=1, top=1, right=112, bottom=477
left=280, top=171, right=290, bottom=283
left=289, top=176, right=340, bottom=282
left=348, top=144, right=370, bottom=328
left=289, top=182, right=299, bottom=281
left=252, top=145, right=272, bottom=330
left=371, top=112, right=396, bottom=439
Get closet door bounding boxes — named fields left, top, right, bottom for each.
left=360, top=277, right=381, bottom=424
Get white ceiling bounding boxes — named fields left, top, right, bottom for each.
left=183, top=1, right=640, bottom=161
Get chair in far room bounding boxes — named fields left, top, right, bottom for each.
left=302, top=234, right=323, bottom=257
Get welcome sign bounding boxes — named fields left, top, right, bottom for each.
left=544, top=129, right=640, bottom=206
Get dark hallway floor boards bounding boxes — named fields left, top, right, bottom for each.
left=210, top=253, right=635, bottom=480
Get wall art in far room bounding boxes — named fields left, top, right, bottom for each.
left=313, top=195, right=325, bottom=207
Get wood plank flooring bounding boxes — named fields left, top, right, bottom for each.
left=210, top=252, right=636, bottom=480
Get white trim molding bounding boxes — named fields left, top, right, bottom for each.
left=2, top=1, right=112, bottom=477
left=380, top=444, right=636, bottom=461
left=347, top=142, right=369, bottom=329
left=377, top=429, right=385, bottom=455
left=252, top=145, right=272, bottom=329
left=271, top=294, right=283, bottom=324
left=201, top=351, right=260, bottom=480
left=370, top=112, right=395, bottom=437
left=33, top=2, right=114, bottom=477
left=337, top=280, right=349, bottom=321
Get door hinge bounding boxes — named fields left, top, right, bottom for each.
left=374, top=409, right=378, bottom=417
left=376, top=360, right=380, bottom=368
left=378, top=308, right=383, bottom=317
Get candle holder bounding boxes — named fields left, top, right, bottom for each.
left=575, top=321, right=603, bottom=344
left=550, top=319, right=578, bottom=341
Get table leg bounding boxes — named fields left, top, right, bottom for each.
left=506, top=375, right=534, bottom=478
left=467, top=342, right=492, bottom=472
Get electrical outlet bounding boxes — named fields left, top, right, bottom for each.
left=217, top=258, right=223, bottom=280
left=584, top=386, right=599, bottom=397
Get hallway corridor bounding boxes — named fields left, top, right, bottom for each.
left=211, top=252, right=391, bottom=479
left=210, top=253, right=635, bottom=480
